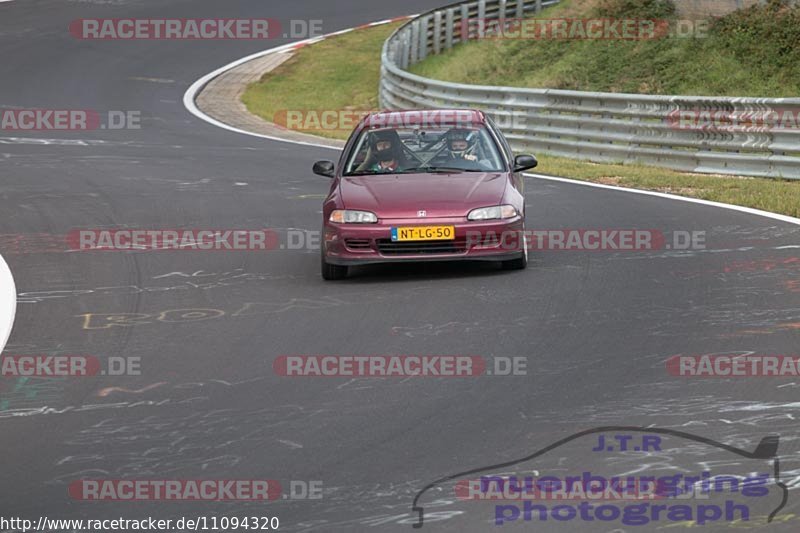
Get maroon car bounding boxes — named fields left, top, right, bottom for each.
left=314, top=109, right=538, bottom=280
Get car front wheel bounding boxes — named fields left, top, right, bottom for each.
left=321, top=247, right=348, bottom=280
left=501, top=231, right=528, bottom=270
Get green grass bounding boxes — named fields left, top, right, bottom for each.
left=409, top=0, right=800, bottom=96
left=535, top=156, right=800, bottom=217
left=241, top=13, right=800, bottom=218
left=243, top=22, right=403, bottom=139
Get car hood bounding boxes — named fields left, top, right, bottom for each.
left=339, top=172, right=507, bottom=218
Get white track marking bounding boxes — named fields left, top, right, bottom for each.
left=526, top=173, right=800, bottom=227
left=0, top=253, right=16, bottom=353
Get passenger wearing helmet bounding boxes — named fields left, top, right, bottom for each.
left=428, top=128, right=490, bottom=170
left=446, top=129, right=479, bottom=162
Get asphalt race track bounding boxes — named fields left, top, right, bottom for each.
left=1, top=1, right=799, bottom=531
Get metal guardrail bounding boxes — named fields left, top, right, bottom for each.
left=379, top=0, right=800, bottom=178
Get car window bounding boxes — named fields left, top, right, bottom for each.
left=342, top=125, right=506, bottom=175
left=487, top=116, right=515, bottom=164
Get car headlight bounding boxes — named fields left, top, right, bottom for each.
left=467, top=205, right=518, bottom=221
left=329, top=210, right=378, bottom=224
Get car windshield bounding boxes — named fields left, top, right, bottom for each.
left=342, top=125, right=506, bottom=176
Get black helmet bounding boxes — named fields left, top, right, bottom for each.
left=370, top=130, right=398, bottom=163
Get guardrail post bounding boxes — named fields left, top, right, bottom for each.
left=499, top=0, right=507, bottom=26
left=445, top=8, right=455, bottom=49
left=400, top=30, right=410, bottom=69
left=478, top=0, right=486, bottom=38
left=515, top=0, right=524, bottom=19
left=410, top=21, right=419, bottom=65
left=419, top=16, right=429, bottom=61
left=388, top=40, right=397, bottom=67
left=535, top=0, right=542, bottom=13
left=433, top=11, right=442, bottom=55
left=459, top=4, right=469, bottom=43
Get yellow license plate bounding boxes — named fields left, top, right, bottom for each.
left=391, top=226, right=455, bottom=241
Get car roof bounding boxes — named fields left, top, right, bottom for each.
left=359, top=109, right=486, bottom=131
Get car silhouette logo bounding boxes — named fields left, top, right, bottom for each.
left=410, top=426, right=789, bottom=528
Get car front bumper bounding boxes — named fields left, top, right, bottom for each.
left=323, top=217, right=525, bottom=266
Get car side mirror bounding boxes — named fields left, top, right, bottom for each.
left=514, top=154, right=538, bottom=172
left=313, top=160, right=335, bottom=178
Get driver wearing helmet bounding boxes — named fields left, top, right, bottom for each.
left=360, top=130, right=404, bottom=173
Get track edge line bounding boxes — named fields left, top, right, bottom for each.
left=526, top=172, right=800, bottom=227
left=0, top=253, right=17, bottom=354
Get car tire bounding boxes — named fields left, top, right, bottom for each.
left=501, top=253, right=527, bottom=270
left=321, top=249, right=348, bottom=280
left=501, top=231, right=528, bottom=270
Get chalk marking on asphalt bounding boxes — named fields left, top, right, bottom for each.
left=183, top=16, right=800, bottom=229
left=0, top=253, right=16, bottom=354
left=0, top=137, right=116, bottom=146
left=97, top=382, right=167, bottom=397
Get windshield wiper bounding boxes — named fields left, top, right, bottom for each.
left=344, top=166, right=489, bottom=176
left=402, top=166, right=485, bottom=174
left=343, top=170, right=387, bottom=176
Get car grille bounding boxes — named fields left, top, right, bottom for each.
left=376, top=238, right=467, bottom=256
left=344, top=239, right=372, bottom=251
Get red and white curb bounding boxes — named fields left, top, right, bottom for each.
left=183, top=15, right=414, bottom=150
left=0, top=253, right=16, bottom=354
left=183, top=15, right=800, bottom=228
